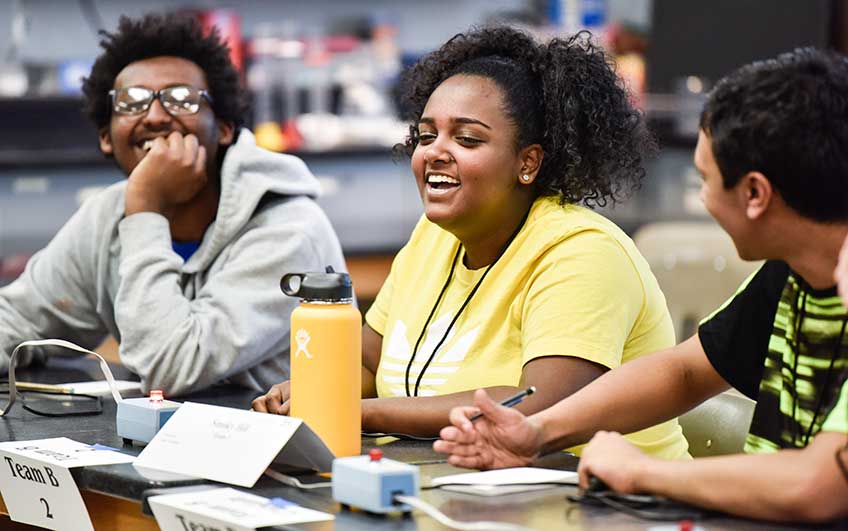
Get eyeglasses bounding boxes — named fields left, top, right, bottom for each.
left=108, top=85, right=213, bottom=116
left=1, top=339, right=124, bottom=418
left=0, top=383, right=101, bottom=417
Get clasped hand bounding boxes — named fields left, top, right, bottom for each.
left=252, top=381, right=291, bottom=415
left=125, top=131, right=208, bottom=217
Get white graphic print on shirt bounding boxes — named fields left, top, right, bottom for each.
left=380, top=313, right=480, bottom=396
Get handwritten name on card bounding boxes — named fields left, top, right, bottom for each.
left=135, top=402, right=334, bottom=487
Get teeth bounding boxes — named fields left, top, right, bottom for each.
left=427, top=174, right=460, bottom=185
left=142, top=140, right=154, bottom=152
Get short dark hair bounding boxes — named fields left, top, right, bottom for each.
left=81, top=13, right=248, bottom=131
left=395, top=25, right=655, bottom=207
left=701, top=47, right=848, bottom=222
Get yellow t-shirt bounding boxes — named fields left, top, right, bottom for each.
left=366, top=196, right=689, bottom=459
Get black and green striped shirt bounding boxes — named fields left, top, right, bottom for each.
left=699, top=260, right=848, bottom=453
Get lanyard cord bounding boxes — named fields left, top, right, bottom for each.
left=789, top=281, right=848, bottom=447
left=802, top=316, right=847, bottom=446
left=404, top=246, right=461, bottom=397
left=404, top=211, right=530, bottom=397
left=791, top=288, right=807, bottom=447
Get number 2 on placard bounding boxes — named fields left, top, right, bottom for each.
left=39, top=498, right=53, bottom=519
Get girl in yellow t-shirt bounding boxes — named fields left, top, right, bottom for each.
left=254, top=26, right=689, bottom=459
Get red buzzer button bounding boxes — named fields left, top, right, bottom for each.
left=149, top=390, right=164, bottom=402
left=369, top=449, right=383, bottom=462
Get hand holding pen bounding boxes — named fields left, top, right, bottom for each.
left=468, top=386, right=536, bottom=422
left=434, top=386, right=544, bottom=469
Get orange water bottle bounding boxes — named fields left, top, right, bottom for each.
left=281, top=267, right=361, bottom=457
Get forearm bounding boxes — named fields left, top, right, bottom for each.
left=115, top=214, right=199, bottom=390
left=636, top=446, right=848, bottom=523
left=535, top=336, right=727, bottom=452
left=0, top=245, right=106, bottom=367
left=363, top=386, right=518, bottom=436
left=0, top=292, right=47, bottom=370
left=115, top=215, right=305, bottom=395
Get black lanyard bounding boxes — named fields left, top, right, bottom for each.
left=790, top=286, right=848, bottom=447
left=801, top=317, right=847, bottom=446
left=404, top=212, right=529, bottom=397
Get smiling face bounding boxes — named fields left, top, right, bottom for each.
left=695, top=129, right=759, bottom=259
left=98, top=56, right=234, bottom=178
left=410, top=75, right=531, bottom=238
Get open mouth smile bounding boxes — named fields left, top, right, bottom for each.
left=426, top=173, right=461, bottom=194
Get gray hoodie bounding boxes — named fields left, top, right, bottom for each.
left=0, top=129, right=347, bottom=395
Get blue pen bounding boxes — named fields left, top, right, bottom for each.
left=468, top=386, right=536, bottom=422
left=269, top=497, right=297, bottom=509
left=89, top=443, right=121, bottom=452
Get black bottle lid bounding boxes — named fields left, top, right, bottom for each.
left=280, top=266, right=353, bottom=302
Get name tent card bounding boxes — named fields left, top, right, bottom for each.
left=149, top=487, right=334, bottom=531
left=0, top=437, right=135, bottom=530
left=134, top=402, right=335, bottom=488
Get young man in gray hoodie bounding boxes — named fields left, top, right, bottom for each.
left=0, top=14, right=346, bottom=396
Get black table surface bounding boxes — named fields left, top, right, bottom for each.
left=0, top=357, right=838, bottom=530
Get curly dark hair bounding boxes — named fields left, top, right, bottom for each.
left=395, top=25, right=655, bottom=207
left=81, top=13, right=248, bottom=131
left=700, top=47, right=848, bottom=222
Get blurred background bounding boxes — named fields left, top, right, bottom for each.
left=0, top=0, right=846, bottom=340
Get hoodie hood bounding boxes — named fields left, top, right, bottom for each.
left=184, top=129, right=322, bottom=272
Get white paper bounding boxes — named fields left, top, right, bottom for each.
left=134, top=402, right=334, bottom=488
left=61, top=380, right=143, bottom=397
left=0, top=438, right=134, bottom=530
left=150, top=487, right=334, bottom=531
left=0, top=437, right=135, bottom=468
left=431, top=467, right=578, bottom=496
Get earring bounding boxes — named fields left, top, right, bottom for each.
left=521, top=174, right=531, bottom=182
